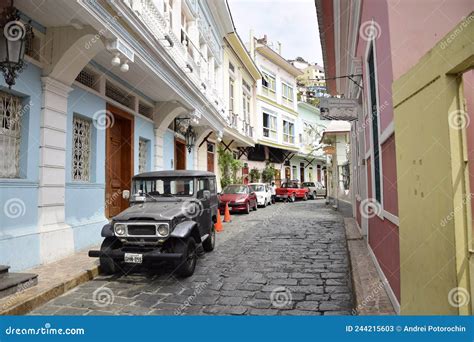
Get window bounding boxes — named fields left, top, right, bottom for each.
left=263, top=112, right=277, bottom=140
left=138, top=138, right=148, bottom=174
left=282, top=83, right=294, bottom=107
left=229, top=62, right=235, bottom=73
left=368, top=44, right=381, bottom=203
left=207, top=142, right=215, bottom=153
left=261, top=72, right=276, bottom=99
left=229, top=77, right=235, bottom=114
left=0, top=92, right=22, bottom=178
left=283, top=120, right=295, bottom=144
left=72, top=116, right=92, bottom=182
left=242, top=92, right=251, bottom=122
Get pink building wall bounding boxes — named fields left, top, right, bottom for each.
left=356, top=0, right=400, bottom=302
left=387, top=0, right=474, bottom=80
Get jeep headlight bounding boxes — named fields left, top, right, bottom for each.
left=114, top=223, right=126, bottom=236
left=236, top=198, right=245, bottom=203
left=157, top=224, right=169, bottom=237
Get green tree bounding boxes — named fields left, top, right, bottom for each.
left=261, top=162, right=276, bottom=183
left=249, top=168, right=261, bottom=183
left=218, top=146, right=242, bottom=188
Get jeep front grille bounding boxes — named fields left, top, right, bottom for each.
left=127, top=225, right=156, bottom=236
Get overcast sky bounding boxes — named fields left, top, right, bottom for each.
left=227, top=0, right=323, bottom=65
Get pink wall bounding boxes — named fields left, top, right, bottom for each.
left=387, top=0, right=474, bottom=80
left=356, top=0, right=395, bottom=133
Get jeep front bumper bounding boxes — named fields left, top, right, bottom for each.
left=88, top=249, right=183, bottom=262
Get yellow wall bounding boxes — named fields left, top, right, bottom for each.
left=393, top=13, right=474, bottom=314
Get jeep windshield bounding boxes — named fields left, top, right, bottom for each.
left=249, top=184, right=265, bottom=192
left=131, top=177, right=194, bottom=201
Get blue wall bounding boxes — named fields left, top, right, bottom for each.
left=163, top=130, right=175, bottom=170
left=134, top=116, right=155, bottom=174
left=65, top=86, right=107, bottom=251
left=0, top=63, right=42, bottom=270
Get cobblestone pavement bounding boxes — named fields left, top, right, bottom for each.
left=30, top=200, right=353, bottom=316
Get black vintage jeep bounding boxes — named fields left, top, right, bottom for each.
left=89, top=170, right=218, bottom=277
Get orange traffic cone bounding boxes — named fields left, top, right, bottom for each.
left=224, top=202, right=232, bottom=223
left=215, top=209, right=223, bottom=232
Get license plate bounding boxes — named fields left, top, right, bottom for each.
left=124, top=253, right=143, bottom=264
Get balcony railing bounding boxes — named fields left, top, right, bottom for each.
left=126, top=0, right=225, bottom=117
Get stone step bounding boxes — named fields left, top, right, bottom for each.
left=0, top=272, right=38, bottom=300
left=0, top=265, right=10, bottom=275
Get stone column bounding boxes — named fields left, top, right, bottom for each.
left=38, top=77, right=74, bottom=264
left=154, top=127, right=166, bottom=171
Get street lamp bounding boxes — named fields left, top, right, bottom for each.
left=184, top=125, right=196, bottom=153
left=0, top=0, right=33, bottom=88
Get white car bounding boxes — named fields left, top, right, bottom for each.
left=249, top=183, right=272, bottom=207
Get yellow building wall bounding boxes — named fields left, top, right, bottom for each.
left=393, top=13, right=474, bottom=314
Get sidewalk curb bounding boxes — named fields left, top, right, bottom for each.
left=344, top=217, right=396, bottom=315
left=0, top=266, right=99, bottom=315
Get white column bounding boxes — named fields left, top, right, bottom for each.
left=38, top=77, right=74, bottom=264
left=154, top=127, right=166, bottom=170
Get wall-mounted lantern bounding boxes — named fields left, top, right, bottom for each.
left=0, top=0, right=33, bottom=88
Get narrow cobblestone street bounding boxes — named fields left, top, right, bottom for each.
left=29, top=200, right=353, bottom=316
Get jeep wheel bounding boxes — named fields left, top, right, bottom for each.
left=303, top=193, right=308, bottom=201
left=174, top=238, right=197, bottom=277
left=290, top=193, right=296, bottom=202
left=313, top=191, right=317, bottom=200
left=99, top=237, right=121, bottom=275
left=245, top=201, right=250, bottom=214
left=203, top=226, right=215, bottom=252
left=253, top=201, right=258, bottom=211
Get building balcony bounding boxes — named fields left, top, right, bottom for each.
left=124, top=0, right=225, bottom=117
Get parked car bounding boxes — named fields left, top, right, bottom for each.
left=275, top=180, right=310, bottom=202
left=302, top=181, right=327, bottom=199
left=249, top=183, right=272, bottom=207
left=218, top=184, right=258, bottom=214
left=89, top=170, right=218, bottom=277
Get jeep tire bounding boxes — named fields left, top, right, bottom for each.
left=99, top=237, right=120, bottom=275
left=203, top=226, right=215, bottom=252
left=175, top=237, right=197, bottom=277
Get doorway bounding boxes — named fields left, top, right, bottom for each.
left=175, top=138, right=186, bottom=170
left=300, top=162, right=305, bottom=183
left=105, top=104, right=134, bottom=218
left=207, top=142, right=215, bottom=172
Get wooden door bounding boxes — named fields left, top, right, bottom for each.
left=175, top=138, right=186, bottom=170
left=207, top=142, right=215, bottom=172
left=300, top=163, right=305, bottom=183
left=105, top=105, right=134, bottom=218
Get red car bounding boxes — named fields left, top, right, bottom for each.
left=218, top=184, right=258, bottom=214
left=275, top=180, right=310, bottom=202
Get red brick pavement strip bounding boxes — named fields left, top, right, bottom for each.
left=0, top=248, right=100, bottom=315
left=344, top=218, right=396, bottom=315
